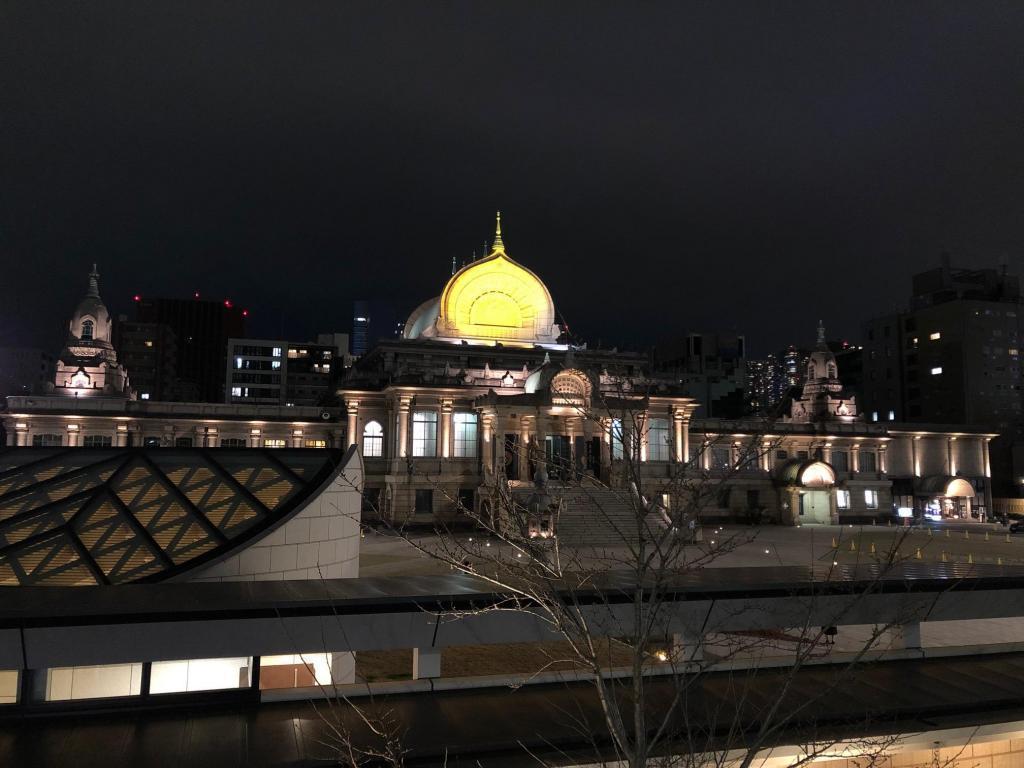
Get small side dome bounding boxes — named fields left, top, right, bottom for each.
left=403, top=296, right=441, bottom=340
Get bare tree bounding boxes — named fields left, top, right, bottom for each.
left=319, top=381, right=961, bottom=767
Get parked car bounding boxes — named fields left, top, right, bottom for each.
left=1009, top=521, right=1024, bottom=534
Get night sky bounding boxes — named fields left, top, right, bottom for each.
left=2, top=2, right=1022, bottom=356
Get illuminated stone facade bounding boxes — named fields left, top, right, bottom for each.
left=52, top=266, right=132, bottom=398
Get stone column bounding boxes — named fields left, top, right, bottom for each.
left=984, top=437, right=992, bottom=478
left=115, top=425, right=129, bottom=447
left=672, top=410, right=684, bottom=463
left=346, top=400, right=359, bottom=448
left=879, top=443, right=888, bottom=474
left=397, top=396, right=411, bottom=458
left=947, top=437, right=956, bottom=476
left=912, top=437, right=920, bottom=477
left=638, top=412, right=648, bottom=462
left=481, top=412, right=495, bottom=475
left=291, top=429, right=303, bottom=448
left=851, top=443, right=860, bottom=474
left=440, top=399, right=453, bottom=458
left=519, top=415, right=531, bottom=481
left=535, top=413, right=548, bottom=472
left=823, top=442, right=833, bottom=465
left=66, top=425, right=79, bottom=447
left=14, top=422, right=29, bottom=447
left=600, top=418, right=611, bottom=470
left=761, top=439, right=772, bottom=472
left=206, top=427, right=219, bottom=448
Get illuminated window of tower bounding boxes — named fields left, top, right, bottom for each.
left=81, top=319, right=94, bottom=340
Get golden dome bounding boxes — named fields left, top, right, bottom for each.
left=407, top=213, right=560, bottom=346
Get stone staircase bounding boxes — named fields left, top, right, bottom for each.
left=549, top=485, right=671, bottom=547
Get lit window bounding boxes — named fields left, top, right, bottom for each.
left=235, top=357, right=243, bottom=369
left=304, top=439, right=327, bottom=448
left=871, top=411, right=878, bottom=422
left=149, top=658, right=252, bottom=694
left=931, top=367, right=943, bottom=375
left=362, top=421, right=384, bottom=457
left=264, top=438, right=286, bottom=448
left=231, top=387, right=242, bottom=397
left=80, top=319, right=94, bottom=340
left=888, top=410, right=895, bottom=420
left=611, top=418, right=624, bottom=460
left=647, top=417, right=670, bottom=461
left=929, top=332, right=942, bottom=341
left=412, top=411, right=438, bottom=457
left=140, top=393, right=150, bottom=400
left=836, top=490, right=851, bottom=509
left=272, top=347, right=282, bottom=357
left=864, top=489, right=879, bottom=509
left=45, top=663, right=143, bottom=701
left=453, top=412, right=478, bottom=458
left=144, top=340, right=153, bottom=348
left=0, top=669, right=17, bottom=705
left=272, top=361, right=281, bottom=370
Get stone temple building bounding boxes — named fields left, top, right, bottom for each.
left=339, top=216, right=996, bottom=527
left=0, top=217, right=999, bottom=526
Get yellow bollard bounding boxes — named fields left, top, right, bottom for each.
left=965, top=530, right=969, bottom=540
left=985, top=531, right=990, bottom=542
left=831, top=537, right=838, bottom=548
left=1007, top=534, right=1012, bottom=544
left=887, top=519, right=891, bottom=527
left=928, top=528, right=933, bottom=537
left=998, top=557, right=1004, bottom=566
left=968, top=553, right=974, bottom=564
left=941, top=551, right=947, bottom=562
left=850, top=540, right=857, bottom=552
left=870, top=542, right=876, bottom=554
left=946, top=529, right=950, bottom=538
left=915, top=547, right=922, bottom=560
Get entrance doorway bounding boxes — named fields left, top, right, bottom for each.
left=545, top=435, right=572, bottom=481
left=799, top=490, right=832, bottom=524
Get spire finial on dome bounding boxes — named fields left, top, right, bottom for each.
left=492, top=210, right=504, bottom=252
left=87, top=264, right=100, bottom=298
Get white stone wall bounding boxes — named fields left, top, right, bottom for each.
left=188, top=448, right=362, bottom=583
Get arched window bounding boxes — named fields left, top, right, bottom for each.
left=363, top=421, right=384, bottom=458
left=81, top=319, right=94, bottom=340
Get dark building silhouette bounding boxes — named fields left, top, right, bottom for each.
left=112, top=319, right=197, bottom=402
left=0, top=347, right=54, bottom=397
left=133, top=296, right=246, bottom=403
left=861, top=255, right=1023, bottom=494
left=651, top=332, right=746, bottom=418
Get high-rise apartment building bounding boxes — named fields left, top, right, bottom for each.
left=134, top=295, right=246, bottom=402
left=226, top=334, right=350, bottom=407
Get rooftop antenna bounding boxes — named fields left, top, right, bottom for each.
left=492, top=210, right=504, bottom=251
left=451, top=255, right=457, bottom=276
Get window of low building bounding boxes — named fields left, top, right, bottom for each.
left=453, top=412, right=478, bottom=458
left=457, top=487, right=474, bottom=513
left=82, top=435, right=112, bottom=448
left=363, top=420, right=384, bottom=458
left=259, top=653, right=334, bottom=690
left=0, top=670, right=18, bottom=705
left=647, top=417, right=670, bottom=461
left=864, top=489, right=879, bottom=509
left=711, top=447, right=731, bottom=470
left=611, top=418, right=624, bottom=460
left=32, top=434, right=62, bottom=447
left=45, top=663, right=143, bottom=701
left=860, top=451, right=877, bottom=472
left=412, top=411, right=438, bottom=457
left=831, top=450, right=848, bottom=473
left=263, top=438, right=286, bottom=448
left=836, top=490, right=851, bottom=509
left=149, top=657, right=252, bottom=694
left=221, top=438, right=247, bottom=448
left=304, top=439, right=327, bottom=448
left=415, top=488, right=433, bottom=513
left=175, top=437, right=193, bottom=447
